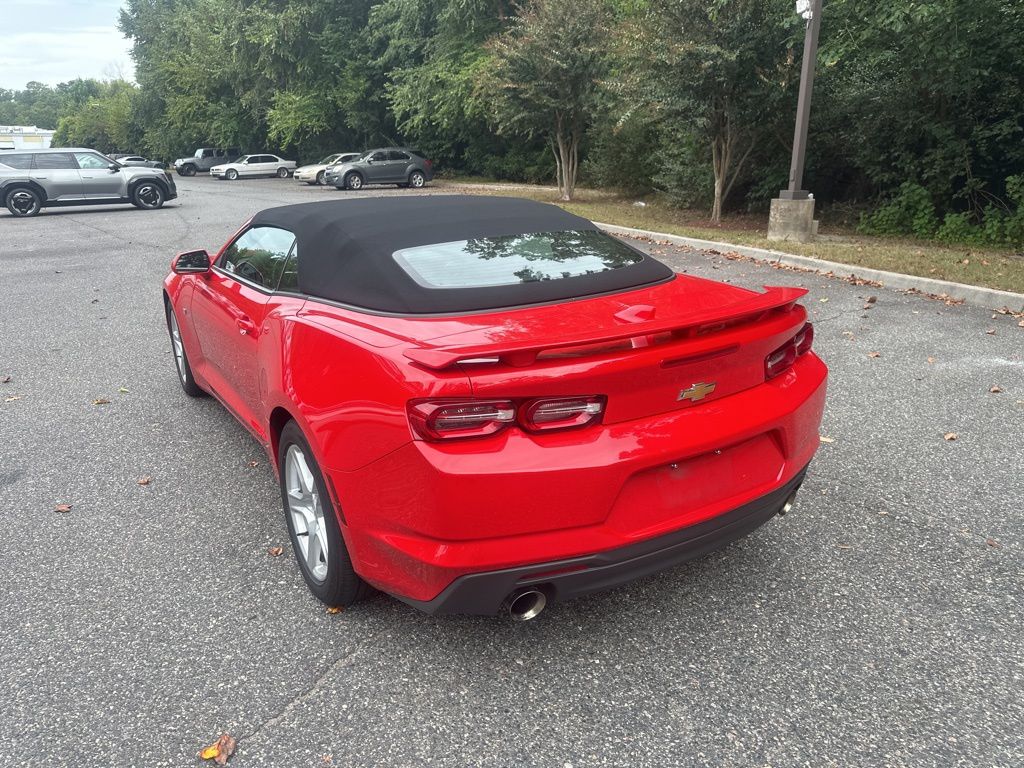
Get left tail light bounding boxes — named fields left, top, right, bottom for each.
left=408, top=396, right=605, bottom=441
left=765, top=322, right=814, bottom=380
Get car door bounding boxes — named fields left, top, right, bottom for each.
left=253, top=155, right=275, bottom=176
left=189, top=225, right=297, bottom=428
left=29, top=152, right=84, bottom=201
left=364, top=150, right=390, bottom=183
left=385, top=151, right=412, bottom=182
left=75, top=151, right=123, bottom=199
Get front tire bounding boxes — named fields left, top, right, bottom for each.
left=344, top=172, right=363, bottom=191
left=315, top=170, right=326, bottom=185
left=225, top=168, right=239, bottom=181
left=278, top=421, right=368, bottom=607
left=179, top=164, right=197, bottom=177
left=4, top=186, right=42, bottom=217
left=131, top=181, right=166, bottom=210
left=165, top=302, right=204, bottom=397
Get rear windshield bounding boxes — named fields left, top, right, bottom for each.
left=393, top=230, right=644, bottom=289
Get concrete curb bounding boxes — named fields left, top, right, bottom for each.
left=596, top=222, right=1024, bottom=312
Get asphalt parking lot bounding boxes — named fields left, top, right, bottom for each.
left=1, top=176, right=1021, bottom=768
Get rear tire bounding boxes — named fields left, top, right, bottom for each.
left=408, top=170, right=426, bottom=189
left=278, top=421, right=369, bottom=608
left=165, top=302, right=205, bottom=397
left=131, top=181, right=165, bottom=210
left=225, top=168, right=239, bottom=181
left=344, top=172, right=363, bottom=191
left=4, top=186, right=42, bottom=217
left=277, top=167, right=289, bottom=178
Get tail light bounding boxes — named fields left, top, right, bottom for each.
left=408, top=399, right=515, bottom=441
left=408, top=396, right=605, bottom=441
left=520, top=396, right=606, bottom=433
left=765, top=323, right=814, bottom=380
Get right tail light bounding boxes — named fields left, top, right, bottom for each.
left=408, top=396, right=605, bottom=441
left=765, top=323, right=814, bottom=380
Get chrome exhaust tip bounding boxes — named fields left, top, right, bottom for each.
left=503, top=588, right=547, bottom=621
left=779, top=491, right=798, bottom=516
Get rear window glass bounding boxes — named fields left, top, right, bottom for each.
left=0, top=153, right=32, bottom=169
left=393, top=230, right=644, bottom=289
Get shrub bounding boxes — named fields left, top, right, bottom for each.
left=859, top=182, right=939, bottom=239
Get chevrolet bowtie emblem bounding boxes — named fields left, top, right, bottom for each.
left=678, top=382, right=717, bottom=402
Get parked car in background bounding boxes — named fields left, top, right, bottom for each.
left=294, top=153, right=361, bottom=185
left=1, top=147, right=177, bottom=217
left=325, top=148, right=432, bottom=190
left=173, top=147, right=241, bottom=177
left=210, top=154, right=296, bottom=180
left=112, top=154, right=164, bottom=169
left=162, top=196, right=826, bottom=618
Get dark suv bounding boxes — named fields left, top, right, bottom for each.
left=324, top=148, right=433, bottom=191
left=0, top=148, right=177, bottom=217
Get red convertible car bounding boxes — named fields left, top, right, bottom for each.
left=163, top=196, right=827, bottom=619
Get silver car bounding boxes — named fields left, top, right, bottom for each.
left=0, top=148, right=177, bottom=217
left=324, top=148, right=434, bottom=190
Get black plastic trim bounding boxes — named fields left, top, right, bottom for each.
left=396, top=466, right=809, bottom=616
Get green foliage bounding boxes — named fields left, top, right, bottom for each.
left=859, top=183, right=939, bottom=239
left=52, top=81, right=138, bottom=154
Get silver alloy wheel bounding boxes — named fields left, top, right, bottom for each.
left=169, top=310, right=187, bottom=384
left=285, top=445, right=329, bottom=583
left=316, top=170, right=326, bottom=185
left=347, top=173, right=362, bottom=190
left=226, top=169, right=238, bottom=180
left=410, top=172, right=425, bottom=188
left=9, top=190, right=38, bottom=215
left=135, top=183, right=162, bottom=208
left=277, top=167, right=288, bottom=178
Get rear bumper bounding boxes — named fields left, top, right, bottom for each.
left=399, top=466, right=807, bottom=615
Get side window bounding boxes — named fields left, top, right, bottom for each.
left=389, top=151, right=410, bottom=162
left=370, top=151, right=388, bottom=162
left=277, top=246, right=299, bottom=293
left=0, top=153, right=32, bottom=169
left=74, top=152, right=111, bottom=170
left=33, top=153, right=77, bottom=170
left=201, top=149, right=214, bottom=158
left=219, top=226, right=296, bottom=290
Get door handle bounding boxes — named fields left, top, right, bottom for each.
left=236, top=318, right=257, bottom=336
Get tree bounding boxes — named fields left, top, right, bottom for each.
left=619, top=0, right=802, bottom=223
left=480, top=0, right=611, bottom=200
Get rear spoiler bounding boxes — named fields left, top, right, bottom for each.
left=404, top=286, right=807, bottom=370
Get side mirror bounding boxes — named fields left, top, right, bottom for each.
left=108, top=163, right=120, bottom=172
left=172, top=249, right=211, bottom=274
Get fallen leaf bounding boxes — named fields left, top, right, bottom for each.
left=989, top=385, right=1004, bottom=394
left=92, top=397, right=111, bottom=405
left=986, top=538, right=1001, bottom=549
left=819, top=297, right=829, bottom=303
left=865, top=296, right=877, bottom=304
left=1, top=376, right=11, bottom=384
left=54, top=503, right=72, bottom=514
left=819, top=436, right=835, bottom=444
left=862, top=304, right=873, bottom=310
left=944, top=432, right=958, bottom=441
left=246, top=460, right=259, bottom=468
left=268, top=546, right=283, bottom=557
left=878, top=509, right=889, bottom=516
left=198, top=733, right=236, bottom=765
left=986, top=329, right=996, bottom=336
left=4, top=395, right=22, bottom=403
left=836, top=544, right=853, bottom=550
left=137, top=476, right=152, bottom=486
left=118, top=386, right=130, bottom=394
left=326, top=605, right=344, bottom=615
left=868, top=351, right=881, bottom=358
left=927, top=357, right=936, bottom=364
left=90, top=298, right=99, bottom=304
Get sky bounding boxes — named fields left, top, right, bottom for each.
left=1, top=0, right=135, bottom=90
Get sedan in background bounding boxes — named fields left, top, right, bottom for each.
left=162, top=196, right=827, bottom=619
left=112, top=154, right=164, bottom=169
left=210, top=154, right=296, bottom=180
left=325, top=148, right=433, bottom=190
left=294, top=153, right=361, bottom=185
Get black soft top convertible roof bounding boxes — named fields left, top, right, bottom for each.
left=249, top=195, right=673, bottom=314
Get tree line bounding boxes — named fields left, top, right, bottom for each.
left=4, top=0, right=1023, bottom=244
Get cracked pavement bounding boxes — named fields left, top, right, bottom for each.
left=0, top=177, right=1021, bottom=767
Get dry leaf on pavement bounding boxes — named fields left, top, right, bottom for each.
left=927, top=357, right=936, bottom=364
left=137, top=476, right=152, bottom=486
left=986, top=538, right=1001, bottom=549
left=985, top=329, right=996, bottom=335
left=54, top=504, right=72, bottom=514
left=944, top=432, right=958, bottom=441
left=268, top=546, right=283, bottom=557
left=198, top=733, right=236, bottom=765
left=118, top=386, right=130, bottom=394
left=246, top=460, right=259, bottom=468
left=819, top=436, right=835, bottom=444
left=1, top=375, right=11, bottom=384
left=326, top=605, right=344, bottom=614
left=868, top=351, right=881, bottom=358
left=92, top=398, right=111, bottom=405
left=4, top=395, right=21, bottom=402
left=990, top=385, right=1004, bottom=394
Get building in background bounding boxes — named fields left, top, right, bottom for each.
left=0, top=126, right=57, bottom=151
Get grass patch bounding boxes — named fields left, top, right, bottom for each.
left=437, top=181, right=1024, bottom=295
